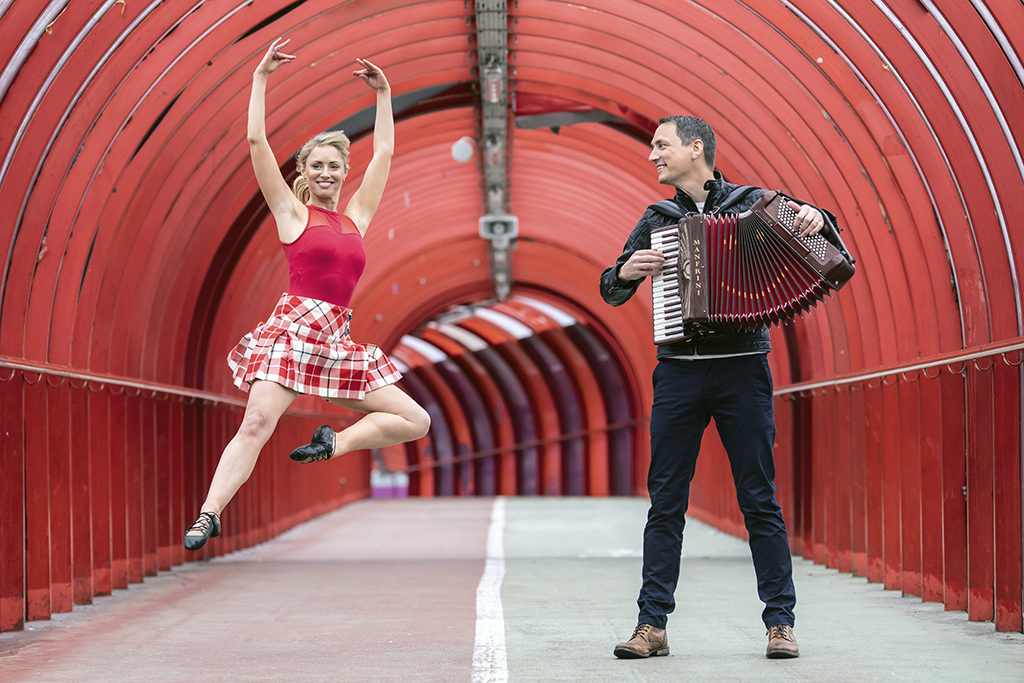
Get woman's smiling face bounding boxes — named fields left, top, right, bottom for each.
left=303, top=145, right=348, bottom=200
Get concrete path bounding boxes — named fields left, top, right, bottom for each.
left=1, top=498, right=1021, bottom=682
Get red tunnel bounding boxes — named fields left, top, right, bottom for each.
left=1, top=0, right=1022, bottom=634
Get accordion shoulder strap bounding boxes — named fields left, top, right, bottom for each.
left=649, top=199, right=685, bottom=219
left=714, top=185, right=759, bottom=213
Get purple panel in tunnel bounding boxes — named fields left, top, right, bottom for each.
left=437, top=358, right=496, bottom=496
left=473, top=348, right=539, bottom=496
left=522, top=337, right=585, bottom=496
left=566, top=325, right=634, bottom=495
left=397, top=370, right=454, bottom=497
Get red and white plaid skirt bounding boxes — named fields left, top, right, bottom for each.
left=228, top=294, right=402, bottom=400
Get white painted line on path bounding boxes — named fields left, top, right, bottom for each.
left=471, top=497, right=507, bottom=683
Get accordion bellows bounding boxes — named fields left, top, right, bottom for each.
left=652, top=191, right=855, bottom=345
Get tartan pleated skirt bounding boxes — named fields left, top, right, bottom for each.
left=228, top=294, right=402, bottom=400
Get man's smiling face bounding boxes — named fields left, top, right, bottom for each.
left=648, top=122, right=701, bottom=187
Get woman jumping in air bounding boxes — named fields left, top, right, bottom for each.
left=184, top=38, right=430, bottom=551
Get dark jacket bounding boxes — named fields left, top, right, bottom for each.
left=600, top=172, right=772, bottom=359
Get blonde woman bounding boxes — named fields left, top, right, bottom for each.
left=184, top=38, right=430, bottom=551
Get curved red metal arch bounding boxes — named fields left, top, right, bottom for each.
left=3, top=0, right=1024, bottom=633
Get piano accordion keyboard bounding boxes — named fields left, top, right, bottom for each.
left=651, top=226, right=686, bottom=344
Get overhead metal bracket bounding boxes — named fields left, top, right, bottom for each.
left=473, top=0, right=515, bottom=301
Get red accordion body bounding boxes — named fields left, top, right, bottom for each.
left=651, top=191, right=855, bottom=345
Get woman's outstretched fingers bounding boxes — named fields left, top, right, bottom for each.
left=353, top=58, right=389, bottom=91
left=257, top=37, right=296, bottom=75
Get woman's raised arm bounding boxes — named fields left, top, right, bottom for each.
left=248, top=38, right=304, bottom=237
left=343, top=59, right=394, bottom=235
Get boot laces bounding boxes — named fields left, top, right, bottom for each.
left=186, top=511, right=217, bottom=536
left=632, top=624, right=654, bottom=641
left=309, top=446, right=332, bottom=462
left=306, top=427, right=335, bottom=462
left=768, top=625, right=793, bottom=642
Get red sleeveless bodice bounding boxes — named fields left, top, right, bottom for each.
left=282, top=205, right=366, bottom=308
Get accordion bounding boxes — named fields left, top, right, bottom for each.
left=651, top=191, right=855, bottom=345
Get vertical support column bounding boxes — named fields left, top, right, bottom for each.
left=941, top=369, right=967, bottom=610
left=0, top=373, right=26, bottom=632
left=24, top=376, right=51, bottom=621
left=821, top=390, right=839, bottom=568
left=881, top=382, right=902, bottom=591
left=125, top=392, right=144, bottom=584
left=966, top=365, right=995, bottom=621
left=89, top=390, right=112, bottom=597
left=141, top=395, right=158, bottom=577
left=794, top=393, right=813, bottom=559
left=919, top=372, right=944, bottom=603
left=155, top=401, right=172, bottom=571
left=182, top=398, right=201, bottom=558
left=47, top=381, right=72, bottom=614
left=108, top=390, right=129, bottom=590
left=70, top=387, right=93, bottom=605
left=899, top=380, right=922, bottom=597
left=849, top=386, right=868, bottom=577
left=834, top=388, right=853, bottom=574
left=993, top=359, right=1022, bottom=631
left=169, top=400, right=185, bottom=568
left=863, top=384, right=885, bottom=584
left=812, top=391, right=828, bottom=565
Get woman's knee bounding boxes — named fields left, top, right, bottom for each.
left=237, top=409, right=275, bottom=442
left=408, top=403, right=431, bottom=439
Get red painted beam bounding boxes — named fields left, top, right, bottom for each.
left=0, top=373, right=25, bottom=632
left=941, top=371, right=968, bottom=611
left=993, top=360, right=1023, bottom=631
left=919, top=374, right=945, bottom=603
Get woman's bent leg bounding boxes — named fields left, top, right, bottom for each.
left=200, top=380, right=298, bottom=513
left=295, top=384, right=429, bottom=461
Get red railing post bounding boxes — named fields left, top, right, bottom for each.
left=966, top=366, right=995, bottom=621
left=0, top=373, right=26, bottom=631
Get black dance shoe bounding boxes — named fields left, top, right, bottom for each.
left=288, top=425, right=335, bottom=464
left=184, top=511, right=221, bottom=551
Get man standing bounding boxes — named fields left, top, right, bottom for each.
left=601, top=115, right=830, bottom=660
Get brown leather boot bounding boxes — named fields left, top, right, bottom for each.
left=613, top=623, right=669, bottom=659
left=766, top=624, right=799, bottom=658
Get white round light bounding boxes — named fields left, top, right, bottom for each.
left=451, top=136, right=475, bottom=163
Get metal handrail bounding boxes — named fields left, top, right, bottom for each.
left=400, top=419, right=645, bottom=474
left=0, top=355, right=245, bottom=405
left=775, top=338, right=1024, bottom=396
left=7, top=336, right=1022, bottom=460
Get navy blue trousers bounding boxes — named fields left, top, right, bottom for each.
left=638, top=354, right=796, bottom=629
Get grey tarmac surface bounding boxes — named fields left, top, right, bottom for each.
left=503, top=498, right=1024, bottom=683
left=0, top=497, right=1021, bottom=683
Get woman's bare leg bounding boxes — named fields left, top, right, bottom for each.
left=199, top=380, right=298, bottom=514
left=315, top=384, right=430, bottom=458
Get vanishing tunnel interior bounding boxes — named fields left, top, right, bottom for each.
left=1, top=0, right=1022, bottom=633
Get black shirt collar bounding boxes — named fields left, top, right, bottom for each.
left=673, top=170, right=725, bottom=213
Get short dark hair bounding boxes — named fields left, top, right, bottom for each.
left=659, top=115, right=716, bottom=169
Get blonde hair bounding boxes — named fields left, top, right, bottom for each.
left=292, top=130, right=351, bottom=204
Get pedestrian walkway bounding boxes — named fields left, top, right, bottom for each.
left=0, top=498, right=1021, bottom=682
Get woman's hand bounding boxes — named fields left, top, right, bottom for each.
left=255, top=38, right=296, bottom=77
left=353, top=58, right=390, bottom=92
